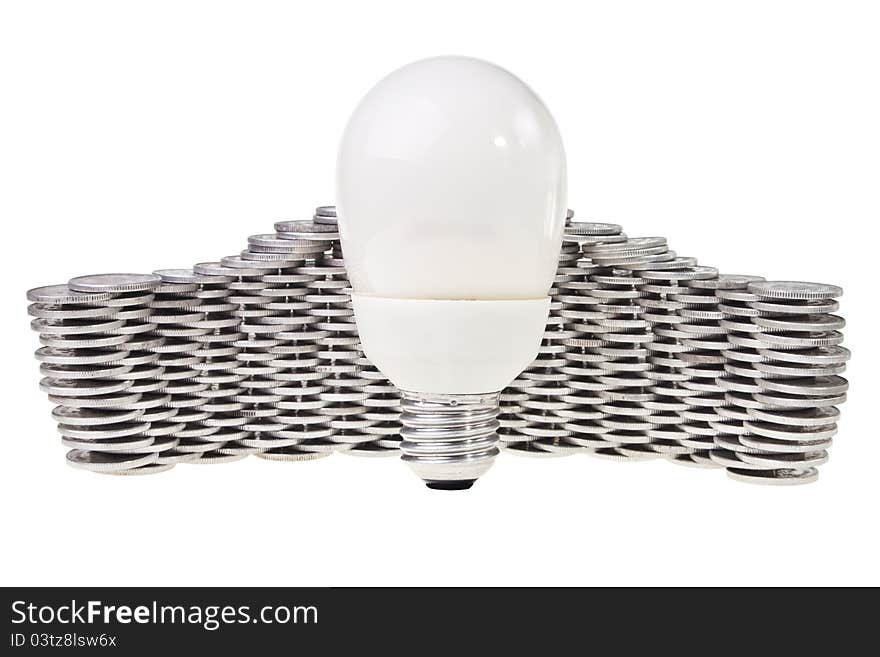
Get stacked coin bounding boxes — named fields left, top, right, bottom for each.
left=354, top=357, right=403, bottom=455
left=713, top=279, right=796, bottom=476
left=276, top=207, right=380, bottom=457
left=140, top=270, right=203, bottom=465
left=713, top=281, right=847, bottom=484
left=221, top=236, right=328, bottom=461
left=633, top=258, right=698, bottom=459
left=183, top=265, right=251, bottom=461
left=550, top=221, right=628, bottom=455
left=638, top=264, right=722, bottom=467
left=28, top=274, right=174, bottom=474
left=153, top=268, right=247, bottom=464
left=575, top=238, right=679, bottom=460
left=712, top=274, right=769, bottom=451
left=672, top=274, right=763, bottom=467
left=237, top=218, right=332, bottom=462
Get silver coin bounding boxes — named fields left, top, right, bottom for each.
left=173, top=439, right=224, bottom=454
left=631, top=257, right=699, bottom=272
left=28, top=303, right=116, bottom=320
left=747, top=406, right=840, bottom=427
left=39, top=332, right=131, bottom=351
left=155, top=451, right=201, bottom=465
left=187, top=452, right=249, bottom=465
left=126, top=393, right=171, bottom=411
left=143, top=421, right=185, bottom=437
left=687, top=274, right=764, bottom=290
left=745, top=420, right=838, bottom=442
left=752, top=390, right=846, bottom=409
left=40, top=377, right=133, bottom=397
left=66, top=449, right=159, bottom=473
left=754, top=360, right=846, bottom=378
left=51, top=406, right=144, bottom=426
left=640, top=266, right=718, bottom=282
left=749, top=298, right=839, bottom=315
left=274, top=220, right=339, bottom=239
left=756, top=375, right=848, bottom=399
left=739, top=434, right=833, bottom=454
left=723, top=348, right=771, bottom=366
left=737, top=450, right=828, bottom=469
left=756, top=346, right=850, bottom=365
left=708, top=450, right=766, bottom=470
left=39, top=362, right=133, bottom=380
left=256, top=448, right=332, bottom=462
left=60, top=433, right=152, bottom=455
left=747, top=280, right=842, bottom=300
left=754, top=314, right=845, bottom=332
left=109, top=463, right=176, bottom=476
left=716, top=288, right=759, bottom=303
left=220, top=256, right=288, bottom=275
left=155, top=268, right=228, bottom=284
left=193, top=261, right=244, bottom=277
left=718, top=304, right=761, bottom=318
left=565, top=221, right=622, bottom=236
left=27, top=284, right=113, bottom=305
left=726, top=467, right=819, bottom=485
left=588, top=236, right=667, bottom=253
left=68, top=273, right=160, bottom=293
left=573, top=234, right=631, bottom=249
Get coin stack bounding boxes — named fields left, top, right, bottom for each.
left=152, top=268, right=248, bottom=464
left=710, top=274, right=766, bottom=457
left=28, top=274, right=175, bottom=474
left=677, top=274, right=763, bottom=467
left=353, top=358, right=403, bottom=455
left=185, top=265, right=253, bottom=461
left=240, top=217, right=334, bottom=462
left=143, top=270, right=208, bottom=465
left=712, top=281, right=848, bottom=484
left=575, top=238, right=677, bottom=461
left=225, top=234, right=332, bottom=460
left=553, top=221, right=628, bottom=455
left=635, top=258, right=699, bottom=460
left=279, top=206, right=402, bottom=457
left=278, top=209, right=364, bottom=456
left=637, top=264, right=721, bottom=466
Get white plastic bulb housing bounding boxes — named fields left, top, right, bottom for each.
left=337, top=56, right=566, bottom=300
left=336, top=56, right=566, bottom=489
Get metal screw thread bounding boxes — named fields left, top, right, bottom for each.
left=399, top=391, right=501, bottom=489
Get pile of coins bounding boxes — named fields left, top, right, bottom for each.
left=710, top=281, right=848, bottom=484
left=493, top=215, right=848, bottom=484
left=274, top=206, right=402, bottom=457
left=27, top=274, right=177, bottom=475
left=26, top=209, right=847, bottom=484
left=153, top=268, right=251, bottom=464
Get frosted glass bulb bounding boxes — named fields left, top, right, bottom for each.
left=336, top=57, right=566, bottom=489
left=337, top=56, right=566, bottom=300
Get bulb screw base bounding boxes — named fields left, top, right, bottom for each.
left=399, top=391, right=501, bottom=490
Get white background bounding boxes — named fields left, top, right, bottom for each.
left=1, top=0, right=877, bottom=586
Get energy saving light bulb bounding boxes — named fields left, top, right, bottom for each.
left=337, top=56, right=566, bottom=489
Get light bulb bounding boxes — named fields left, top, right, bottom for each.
left=337, top=56, right=566, bottom=489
